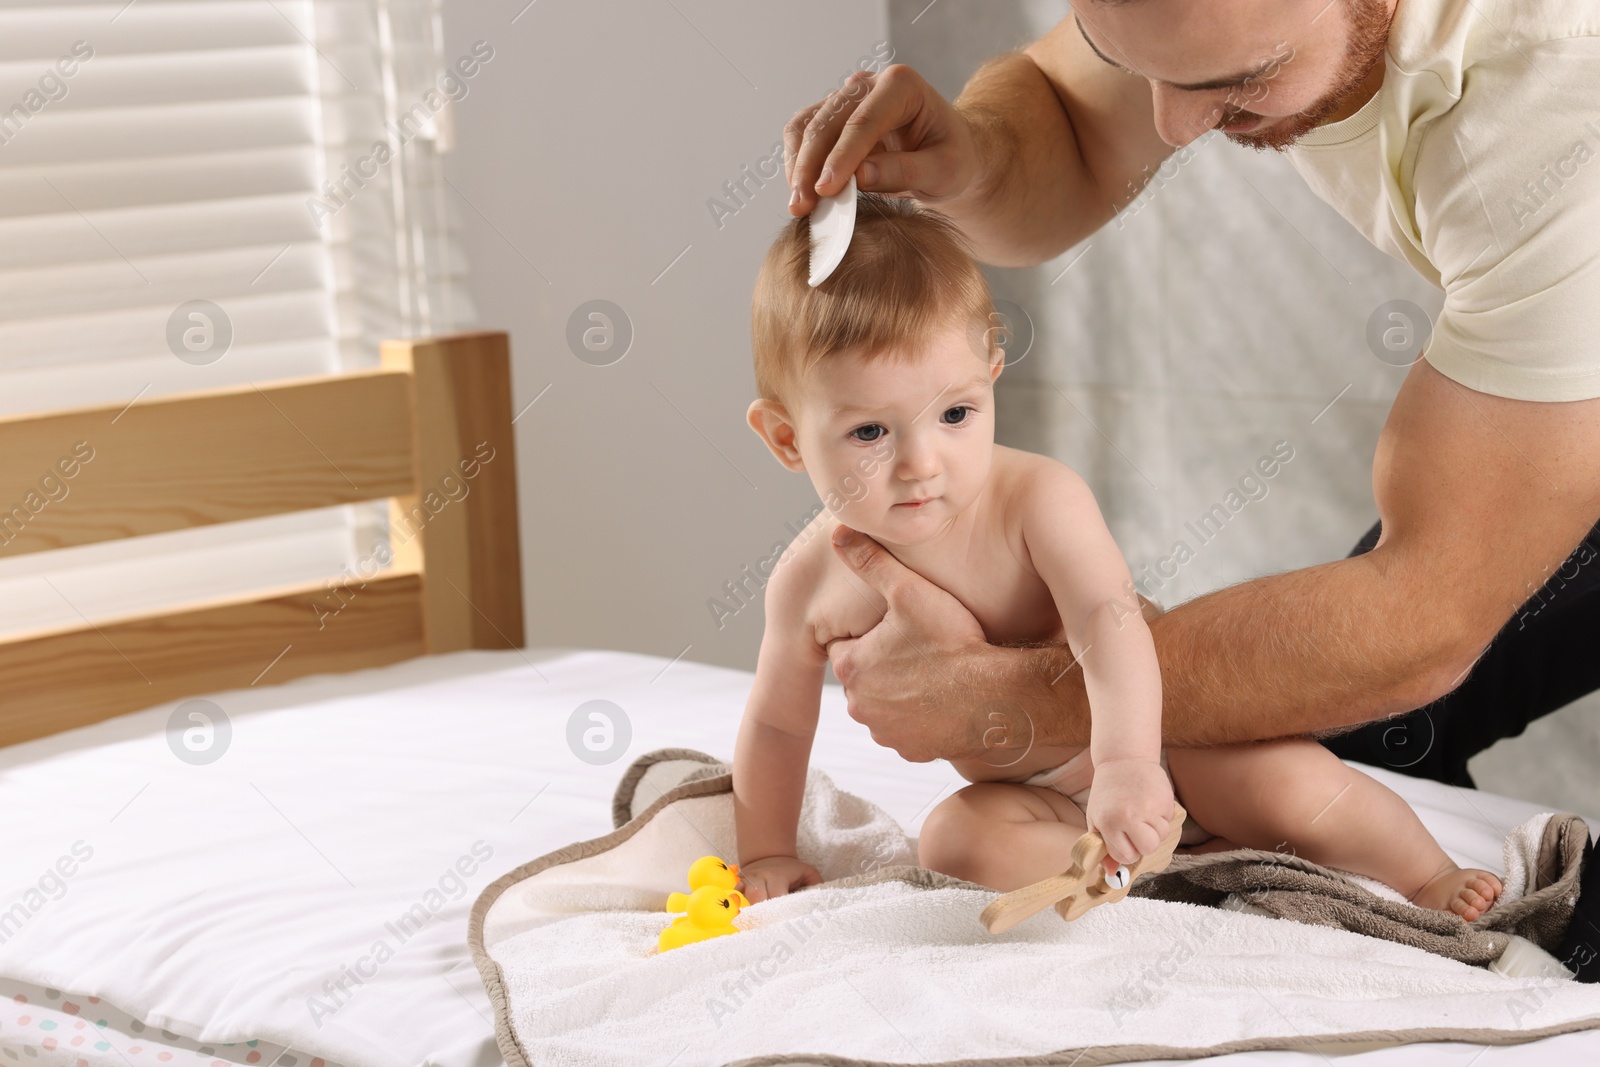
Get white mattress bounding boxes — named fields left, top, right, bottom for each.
left=0, top=647, right=1594, bottom=1067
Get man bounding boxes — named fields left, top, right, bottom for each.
left=782, top=0, right=1600, bottom=978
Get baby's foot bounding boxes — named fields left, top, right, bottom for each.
left=1411, top=866, right=1503, bottom=921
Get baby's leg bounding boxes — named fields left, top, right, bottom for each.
left=1166, top=739, right=1502, bottom=920
left=917, top=782, right=1088, bottom=892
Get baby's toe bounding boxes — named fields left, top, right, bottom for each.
left=1457, top=872, right=1502, bottom=920
left=1468, top=872, right=1503, bottom=902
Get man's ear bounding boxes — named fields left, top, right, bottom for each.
left=746, top=398, right=806, bottom=473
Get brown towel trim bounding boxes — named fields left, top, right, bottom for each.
left=609, top=746, right=726, bottom=829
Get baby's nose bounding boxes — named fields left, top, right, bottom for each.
left=897, top=442, right=940, bottom=479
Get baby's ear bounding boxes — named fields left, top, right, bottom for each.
left=972, top=317, right=1005, bottom=383
left=746, top=399, right=806, bottom=473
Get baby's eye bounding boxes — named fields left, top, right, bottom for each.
left=941, top=406, right=973, bottom=425
left=849, top=424, right=886, bottom=443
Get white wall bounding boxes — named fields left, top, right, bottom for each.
left=441, top=0, right=888, bottom=673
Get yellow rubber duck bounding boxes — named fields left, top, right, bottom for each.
left=657, top=885, right=750, bottom=952
left=666, top=855, right=741, bottom=913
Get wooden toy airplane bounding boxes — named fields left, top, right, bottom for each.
left=980, top=802, right=1188, bottom=934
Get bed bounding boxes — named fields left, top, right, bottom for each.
left=2, top=335, right=1597, bottom=1066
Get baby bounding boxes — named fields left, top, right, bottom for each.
left=732, top=192, right=1502, bottom=923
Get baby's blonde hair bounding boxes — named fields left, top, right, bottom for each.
left=750, top=192, right=996, bottom=405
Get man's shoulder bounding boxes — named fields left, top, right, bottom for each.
left=1389, top=0, right=1600, bottom=84
left=1374, top=0, right=1600, bottom=155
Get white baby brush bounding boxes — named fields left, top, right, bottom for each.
left=807, top=174, right=857, bottom=287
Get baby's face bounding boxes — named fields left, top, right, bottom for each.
left=788, top=320, right=1001, bottom=547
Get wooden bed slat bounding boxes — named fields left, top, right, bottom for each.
left=0, top=570, right=427, bottom=745
left=383, top=333, right=525, bottom=653
left=0, top=370, right=416, bottom=559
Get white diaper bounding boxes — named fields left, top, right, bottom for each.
left=1022, top=749, right=1215, bottom=847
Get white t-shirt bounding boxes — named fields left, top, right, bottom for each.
left=1285, top=0, right=1600, bottom=401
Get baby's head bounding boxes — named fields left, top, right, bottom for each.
left=747, top=193, right=1004, bottom=547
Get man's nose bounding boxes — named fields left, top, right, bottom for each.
left=1149, top=83, right=1226, bottom=148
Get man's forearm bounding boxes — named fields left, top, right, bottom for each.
left=943, top=54, right=1114, bottom=267
left=969, top=553, right=1467, bottom=749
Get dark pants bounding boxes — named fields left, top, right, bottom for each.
left=1319, top=517, right=1600, bottom=979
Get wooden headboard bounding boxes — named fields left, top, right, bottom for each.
left=0, top=331, right=524, bottom=747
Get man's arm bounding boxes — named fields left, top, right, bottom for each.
left=784, top=17, right=1171, bottom=267
left=947, top=18, right=1174, bottom=266
left=827, top=357, right=1600, bottom=754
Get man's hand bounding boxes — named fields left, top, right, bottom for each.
left=1083, top=757, right=1173, bottom=867
left=826, top=525, right=994, bottom=763
left=737, top=855, right=821, bottom=904
left=785, top=65, right=984, bottom=218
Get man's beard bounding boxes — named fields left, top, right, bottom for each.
left=1224, top=0, right=1393, bottom=152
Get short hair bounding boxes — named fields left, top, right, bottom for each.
left=750, top=192, right=995, bottom=405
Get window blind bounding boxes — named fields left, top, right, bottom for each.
left=0, top=0, right=472, bottom=638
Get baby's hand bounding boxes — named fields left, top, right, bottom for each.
left=1085, top=758, right=1174, bottom=868
left=737, top=855, right=822, bottom=903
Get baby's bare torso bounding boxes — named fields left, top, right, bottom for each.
left=790, top=446, right=1088, bottom=786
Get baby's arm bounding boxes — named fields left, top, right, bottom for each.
left=1018, top=462, right=1172, bottom=864
left=732, top=550, right=829, bottom=902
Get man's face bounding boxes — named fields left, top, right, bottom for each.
left=1077, top=0, right=1394, bottom=151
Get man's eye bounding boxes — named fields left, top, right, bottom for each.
left=941, top=406, right=972, bottom=425
left=850, top=424, right=886, bottom=443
